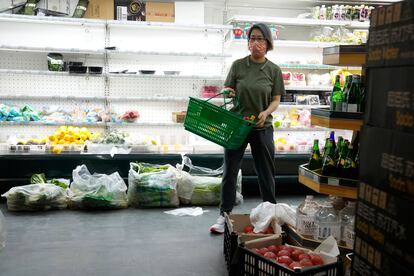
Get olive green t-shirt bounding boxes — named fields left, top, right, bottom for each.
left=224, top=56, right=285, bottom=129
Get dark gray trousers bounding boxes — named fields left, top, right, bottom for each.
left=220, top=126, right=276, bottom=214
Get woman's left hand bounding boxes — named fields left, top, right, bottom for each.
left=255, top=111, right=269, bottom=128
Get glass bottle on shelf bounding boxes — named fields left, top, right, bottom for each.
left=331, top=75, right=343, bottom=111
left=308, top=139, right=323, bottom=170
left=314, top=201, right=341, bottom=241
left=339, top=201, right=356, bottom=248
left=329, top=131, right=336, bottom=153
left=347, top=75, right=361, bottom=112
left=334, top=136, right=344, bottom=160
left=322, top=139, right=336, bottom=176
left=342, top=145, right=358, bottom=179
left=335, top=141, right=349, bottom=178
left=342, top=75, right=352, bottom=111
left=296, top=195, right=320, bottom=236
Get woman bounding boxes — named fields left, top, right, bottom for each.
left=210, top=23, right=285, bottom=233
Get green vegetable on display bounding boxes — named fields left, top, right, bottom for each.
left=30, top=173, right=46, bottom=184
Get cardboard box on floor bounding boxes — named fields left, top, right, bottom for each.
left=85, top=0, right=114, bottom=20
left=225, top=213, right=278, bottom=243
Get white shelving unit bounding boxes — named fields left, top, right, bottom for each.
left=0, top=10, right=353, bottom=151
left=229, top=15, right=370, bottom=29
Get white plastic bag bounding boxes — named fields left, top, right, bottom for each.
left=164, top=207, right=207, bottom=217
left=0, top=210, right=6, bottom=250
left=69, top=165, right=128, bottom=209
left=2, top=184, right=68, bottom=211
left=176, top=155, right=243, bottom=205
left=128, top=163, right=179, bottom=208
left=250, top=202, right=296, bottom=235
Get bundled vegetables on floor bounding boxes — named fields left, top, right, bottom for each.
left=128, top=162, right=179, bottom=208
left=1, top=172, right=70, bottom=211
left=68, top=165, right=128, bottom=210
left=176, top=155, right=243, bottom=206
left=1, top=184, right=68, bottom=211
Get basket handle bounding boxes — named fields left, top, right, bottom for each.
left=204, top=91, right=239, bottom=110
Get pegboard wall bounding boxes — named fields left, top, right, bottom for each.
left=0, top=15, right=229, bottom=144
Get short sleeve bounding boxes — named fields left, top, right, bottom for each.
left=224, top=62, right=237, bottom=88
left=272, top=69, right=286, bottom=96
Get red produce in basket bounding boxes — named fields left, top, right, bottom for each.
left=243, top=225, right=254, bottom=233
left=310, top=254, right=324, bottom=265
left=288, top=261, right=303, bottom=270
left=291, top=249, right=305, bottom=261
left=267, top=245, right=278, bottom=254
left=299, top=259, right=313, bottom=267
left=277, top=250, right=291, bottom=258
left=298, top=253, right=311, bottom=261
left=264, top=251, right=277, bottom=260
left=277, top=255, right=293, bottom=266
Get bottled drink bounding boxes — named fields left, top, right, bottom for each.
left=319, top=5, right=327, bottom=20
left=296, top=195, right=320, bottom=236
left=339, top=201, right=356, bottom=248
left=322, top=139, right=336, bottom=176
left=308, top=139, right=322, bottom=170
left=342, top=75, right=352, bottom=111
left=330, top=75, right=343, bottom=111
left=334, top=136, right=344, bottom=160
left=333, top=5, right=340, bottom=20
left=359, top=76, right=366, bottom=112
left=347, top=75, right=361, bottom=112
left=329, top=131, right=336, bottom=153
left=321, top=137, right=330, bottom=161
left=342, top=145, right=358, bottom=179
left=314, top=202, right=341, bottom=241
left=335, top=142, right=349, bottom=178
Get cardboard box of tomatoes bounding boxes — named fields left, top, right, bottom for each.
left=224, top=214, right=279, bottom=276
left=239, top=235, right=342, bottom=275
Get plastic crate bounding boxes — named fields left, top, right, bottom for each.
left=238, top=237, right=344, bottom=276
left=224, top=217, right=241, bottom=275
left=224, top=214, right=279, bottom=276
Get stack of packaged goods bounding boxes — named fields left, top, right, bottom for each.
left=352, top=2, right=414, bottom=275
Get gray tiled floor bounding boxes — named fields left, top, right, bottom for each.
left=0, top=196, right=304, bottom=276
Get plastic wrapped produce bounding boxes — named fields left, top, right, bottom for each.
left=68, top=165, right=128, bottom=210
left=2, top=184, right=68, bottom=211
left=176, top=155, right=243, bottom=205
left=128, top=163, right=179, bottom=208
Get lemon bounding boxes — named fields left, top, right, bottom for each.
left=52, top=147, right=62, bottom=154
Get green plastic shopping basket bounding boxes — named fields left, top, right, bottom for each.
left=184, top=93, right=255, bottom=150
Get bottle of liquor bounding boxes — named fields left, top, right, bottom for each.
left=347, top=75, right=361, bottom=112
left=342, top=145, right=358, bottom=179
left=335, top=142, right=349, bottom=178
left=308, top=139, right=323, bottom=170
left=334, top=136, right=344, bottom=160
left=329, top=131, right=336, bottom=154
left=359, top=75, right=366, bottom=113
left=342, top=75, right=352, bottom=111
left=321, top=137, right=330, bottom=161
left=330, top=75, right=343, bottom=111
left=322, top=140, right=336, bottom=176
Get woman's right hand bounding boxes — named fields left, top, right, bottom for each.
left=221, top=87, right=236, bottom=98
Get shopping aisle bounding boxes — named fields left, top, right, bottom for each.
left=0, top=196, right=303, bottom=276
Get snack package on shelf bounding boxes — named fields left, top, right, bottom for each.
left=68, top=165, right=128, bottom=210
left=0, top=104, right=41, bottom=122
left=282, top=72, right=292, bottom=86
left=2, top=184, right=68, bottom=211
left=128, top=163, right=179, bottom=208
left=291, top=73, right=307, bottom=87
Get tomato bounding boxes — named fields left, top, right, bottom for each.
left=244, top=225, right=254, bottom=233
left=265, top=226, right=274, bottom=234
left=310, top=254, right=324, bottom=265
left=277, top=250, right=291, bottom=258
left=258, top=247, right=269, bottom=255
left=288, top=261, right=303, bottom=270
left=299, top=259, right=313, bottom=267
left=264, top=252, right=277, bottom=259
left=277, top=256, right=293, bottom=265
left=267, top=245, right=279, bottom=253
left=291, top=249, right=305, bottom=261
left=298, top=253, right=311, bottom=261
left=251, top=248, right=261, bottom=254
left=277, top=245, right=291, bottom=252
